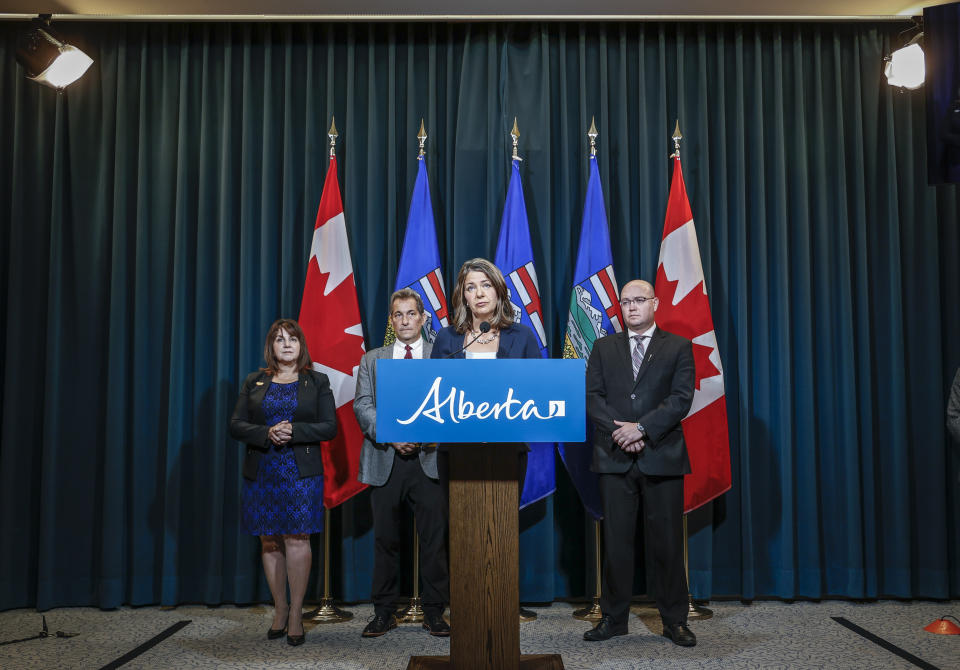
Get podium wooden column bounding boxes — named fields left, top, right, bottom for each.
left=408, top=445, right=563, bottom=670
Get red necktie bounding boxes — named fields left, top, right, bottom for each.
left=404, top=344, right=413, bottom=359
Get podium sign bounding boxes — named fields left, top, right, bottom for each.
left=376, top=359, right=585, bottom=443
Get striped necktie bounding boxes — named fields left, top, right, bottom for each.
left=631, top=334, right=647, bottom=379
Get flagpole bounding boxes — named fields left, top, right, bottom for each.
left=588, top=116, right=598, bottom=157
left=309, top=118, right=353, bottom=625
left=510, top=117, right=523, bottom=163
left=573, top=519, right=604, bottom=621
left=395, top=119, right=430, bottom=625
left=669, top=120, right=713, bottom=621
left=571, top=118, right=606, bottom=623
left=683, top=515, right=712, bottom=619
left=397, top=519, right=425, bottom=623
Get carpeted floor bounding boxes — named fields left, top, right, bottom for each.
left=1, top=600, right=956, bottom=669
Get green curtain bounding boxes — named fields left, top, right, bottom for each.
left=1, top=20, right=957, bottom=611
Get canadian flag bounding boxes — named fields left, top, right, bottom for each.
left=655, top=154, right=732, bottom=513
left=298, top=154, right=368, bottom=508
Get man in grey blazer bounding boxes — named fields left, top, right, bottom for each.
left=583, top=279, right=697, bottom=647
left=354, top=288, right=449, bottom=638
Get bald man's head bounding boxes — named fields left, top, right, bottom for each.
left=620, top=279, right=658, bottom=333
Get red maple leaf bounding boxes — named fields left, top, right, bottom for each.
left=691, top=340, right=720, bottom=390
left=299, top=263, right=366, bottom=377
left=654, top=264, right=715, bottom=340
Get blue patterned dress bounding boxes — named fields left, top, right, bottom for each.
left=240, top=381, right=325, bottom=535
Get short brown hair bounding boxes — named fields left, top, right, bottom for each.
left=262, top=319, right=313, bottom=374
left=450, top=258, right=515, bottom=333
left=389, top=287, right=426, bottom=315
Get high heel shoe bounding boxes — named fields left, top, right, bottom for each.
left=267, top=626, right=287, bottom=640
left=286, top=631, right=305, bottom=646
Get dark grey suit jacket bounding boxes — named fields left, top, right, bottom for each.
left=586, top=327, right=695, bottom=477
left=354, top=341, right=438, bottom=486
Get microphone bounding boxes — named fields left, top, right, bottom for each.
left=445, top=321, right=491, bottom=358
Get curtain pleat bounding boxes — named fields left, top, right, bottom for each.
left=0, top=20, right=957, bottom=611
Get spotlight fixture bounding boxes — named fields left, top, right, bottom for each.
left=15, top=16, right=93, bottom=90
left=884, top=30, right=925, bottom=90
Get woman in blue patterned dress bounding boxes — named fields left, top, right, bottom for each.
left=230, top=319, right=337, bottom=646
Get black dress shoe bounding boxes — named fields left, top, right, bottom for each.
left=362, top=613, right=398, bottom=638
left=422, top=611, right=450, bottom=637
left=662, top=622, right=696, bottom=647
left=519, top=606, right=538, bottom=622
left=583, top=615, right=628, bottom=642
left=266, top=626, right=286, bottom=640
left=286, top=631, right=305, bottom=646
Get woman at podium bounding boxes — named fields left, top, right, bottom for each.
left=431, top=257, right=540, bottom=361
left=431, top=257, right=541, bottom=621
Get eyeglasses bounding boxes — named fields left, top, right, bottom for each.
left=619, top=296, right=656, bottom=308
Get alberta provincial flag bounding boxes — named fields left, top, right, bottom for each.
left=655, top=153, right=731, bottom=513
left=494, top=158, right=555, bottom=508
left=559, top=154, right=621, bottom=520
left=298, top=153, right=368, bottom=508
left=391, top=158, right=448, bottom=344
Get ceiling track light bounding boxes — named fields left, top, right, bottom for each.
left=884, top=19, right=925, bottom=90
left=15, top=15, right=93, bottom=91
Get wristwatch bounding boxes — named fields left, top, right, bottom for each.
left=636, top=423, right=645, bottom=436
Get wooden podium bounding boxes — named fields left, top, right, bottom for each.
left=376, top=359, right=583, bottom=670
left=407, top=445, right=564, bottom=670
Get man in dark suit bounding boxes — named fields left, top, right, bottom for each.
left=354, top=288, right=450, bottom=638
left=583, top=279, right=697, bottom=647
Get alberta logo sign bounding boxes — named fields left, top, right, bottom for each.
left=377, top=359, right=585, bottom=443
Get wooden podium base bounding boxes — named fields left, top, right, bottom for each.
left=407, top=654, right=564, bottom=670
left=408, top=445, right=564, bottom=670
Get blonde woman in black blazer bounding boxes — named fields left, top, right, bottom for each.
left=230, top=318, right=337, bottom=646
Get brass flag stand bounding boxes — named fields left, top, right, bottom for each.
left=397, top=522, right=425, bottom=623
left=572, top=519, right=603, bottom=621
left=309, top=508, right=353, bottom=623
left=572, top=120, right=604, bottom=625
left=393, top=122, right=430, bottom=627
left=308, top=121, right=353, bottom=625
left=670, top=122, right=712, bottom=621
left=683, top=515, right=713, bottom=620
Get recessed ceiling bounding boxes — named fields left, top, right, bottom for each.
left=0, top=0, right=947, bottom=20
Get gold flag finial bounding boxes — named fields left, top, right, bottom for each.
left=417, top=118, right=427, bottom=160
left=588, top=116, right=598, bottom=157
left=510, top=117, right=522, bottom=162
left=670, top=120, right=682, bottom=159
left=328, top=117, right=338, bottom=158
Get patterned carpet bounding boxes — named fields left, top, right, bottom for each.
left=1, top=600, right=957, bottom=669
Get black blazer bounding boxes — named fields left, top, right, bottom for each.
left=586, top=327, right=695, bottom=477
left=430, top=322, right=541, bottom=359
left=229, top=369, right=338, bottom=480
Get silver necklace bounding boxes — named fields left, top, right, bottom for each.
left=470, top=330, right=499, bottom=345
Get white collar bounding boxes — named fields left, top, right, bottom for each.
left=627, top=324, right=657, bottom=341
left=393, top=336, right=424, bottom=358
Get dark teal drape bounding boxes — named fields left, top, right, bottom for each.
left=1, top=20, right=958, bottom=612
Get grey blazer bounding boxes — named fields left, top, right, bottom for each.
left=354, top=341, right=438, bottom=486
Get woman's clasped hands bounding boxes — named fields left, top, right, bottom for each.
left=268, top=420, right=293, bottom=446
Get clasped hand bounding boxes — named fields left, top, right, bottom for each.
left=612, top=420, right=645, bottom=453
left=268, top=420, right=293, bottom=446
left=392, top=442, right=419, bottom=455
